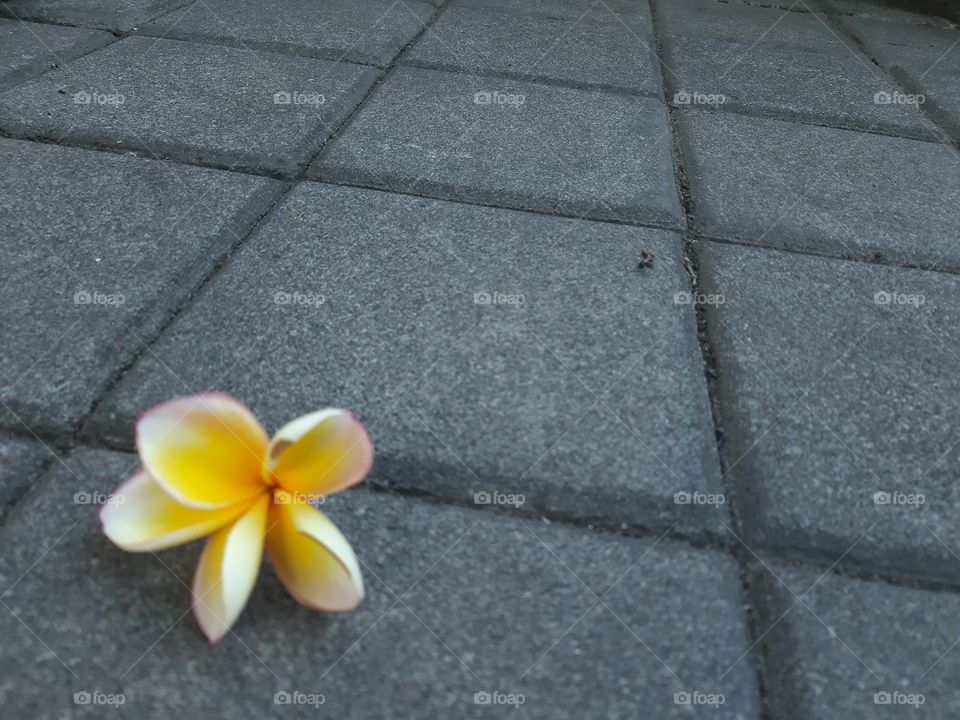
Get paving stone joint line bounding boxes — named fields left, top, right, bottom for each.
left=646, top=0, right=776, bottom=714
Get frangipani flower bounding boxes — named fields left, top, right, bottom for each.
left=100, top=393, right=372, bottom=643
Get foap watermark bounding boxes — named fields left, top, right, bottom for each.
left=874, top=90, right=925, bottom=107
left=275, top=492, right=326, bottom=506
left=873, top=491, right=925, bottom=508
left=74, top=290, right=125, bottom=306
left=474, top=291, right=525, bottom=307
left=673, top=89, right=726, bottom=108
left=474, top=490, right=525, bottom=509
left=274, top=290, right=325, bottom=307
left=874, top=690, right=925, bottom=707
left=74, top=691, right=125, bottom=707
left=273, top=690, right=325, bottom=707
left=674, top=690, right=725, bottom=708
left=74, top=491, right=125, bottom=506
left=273, top=90, right=326, bottom=107
left=674, top=491, right=725, bottom=507
left=474, top=90, right=526, bottom=108
left=874, top=291, right=925, bottom=307
left=473, top=691, right=525, bottom=707
left=73, top=90, right=126, bottom=107
left=674, top=291, right=724, bottom=306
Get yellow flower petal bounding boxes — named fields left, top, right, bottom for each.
left=192, top=493, right=270, bottom=643
left=137, top=393, right=269, bottom=509
left=263, top=409, right=372, bottom=498
left=100, top=471, right=254, bottom=552
left=266, top=493, right=364, bottom=611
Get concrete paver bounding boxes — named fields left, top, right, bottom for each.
left=142, top=0, right=435, bottom=67
left=0, top=36, right=380, bottom=176
left=839, top=16, right=960, bottom=141
left=0, top=18, right=111, bottom=88
left=655, top=0, right=940, bottom=139
left=758, top=561, right=960, bottom=718
left=0, top=435, right=50, bottom=519
left=825, top=0, right=960, bottom=26
left=0, top=0, right=184, bottom=32
left=701, top=242, right=960, bottom=581
left=678, top=110, right=960, bottom=269
left=406, top=3, right=661, bottom=95
left=313, top=65, right=681, bottom=225
left=0, top=138, right=282, bottom=437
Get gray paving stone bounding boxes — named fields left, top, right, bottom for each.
left=0, top=435, right=51, bottom=519
left=86, top=183, right=722, bottom=537
left=700, top=242, right=960, bottom=581
left=757, top=562, right=960, bottom=718
left=0, top=36, right=380, bottom=176
left=679, top=110, right=960, bottom=269
left=313, top=66, right=680, bottom=225
left=0, top=19, right=111, bottom=88
left=654, top=0, right=940, bottom=139
left=0, top=138, right=282, bottom=438
left=0, top=446, right=760, bottom=719
left=840, top=16, right=960, bottom=141
left=825, top=0, right=960, bottom=27
left=450, top=0, right=641, bottom=17
left=142, top=0, right=434, bottom=67
left=406, top=4, right=660, bottom=95
left=675, top=0, right=801, bottom=11
left=0, top=0, right=183, bottom=32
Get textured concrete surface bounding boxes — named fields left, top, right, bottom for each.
left=406, top=4, right=661, bottom=95
left=701, top=243, right=960, bottom=581
left=839, top=15, right=960, bottom=141
left=449, top=0, right=642, bottom=15
left=87, top=183, right=723, bottom=537
left=824, top=0, right=960, bottom=26
left=0, top=138, right=282, bottom=437
left=312, top=66, right=681, bottom=225
left=142, top=0, right=435, bottom=66
left=758, top=561, right=960, bottom=718
left=655, top=0, right=941, bottom=139
left=0, top=36, right=380, bottom=175
left=679, top=110, right=960, bottom=269
left=0, top=435, right=50, bottom=519
left=2, top=0, right=959, bottom=716
left=0, top=0, right=183, bottom=32
left=0, top=447, right=760, bottom=719
left=0, top=18, right=111, bottom=88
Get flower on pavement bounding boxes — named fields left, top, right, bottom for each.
left=99, top=393, right=372, bottom=643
